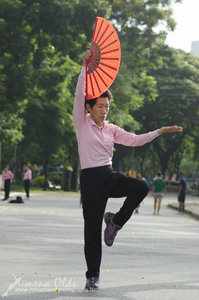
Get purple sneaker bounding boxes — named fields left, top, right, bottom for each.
left=104, top=212, right=121, bottom=247
left=85, top=276, right=99, bottom=290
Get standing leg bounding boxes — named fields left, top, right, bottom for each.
left=181, top=193, right=185, bottom=213
left=182, top=202, right=185, bottom=213
left=179, top=201, right=184, bottom=213
left=82, top=194, right=107, bottom=278
left=24, top=180, right=26, bottom=197
left=157, top=198, right=162, bottom=215
left=5, top=179, right=11, bottom=199
left=27, top=180, right=30, bottom=197
left=24, top=180, right=30, bottom=198
left=4, top=181, right=7, bottom=200
left=154, top=198, right=157, bottom=215
left=178, top=193, right=185, bottom=213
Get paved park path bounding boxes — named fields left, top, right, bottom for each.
left=0, top=192, right=199, bottom=300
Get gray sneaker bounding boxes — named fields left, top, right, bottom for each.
left=104, top=212, right=121, bottom=247
left=85, top=276, right=99, bottom=290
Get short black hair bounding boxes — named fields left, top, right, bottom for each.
left=85, top=89, right=112, bottom=110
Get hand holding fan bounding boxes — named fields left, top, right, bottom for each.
left=86, top=17, right=121, bottom=100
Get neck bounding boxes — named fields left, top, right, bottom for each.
left=90, top=115, right=103, bottom=128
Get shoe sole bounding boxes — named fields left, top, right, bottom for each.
left=104, top=212, right=114, bottom=247
left=85, top=287, right=99, bottom=291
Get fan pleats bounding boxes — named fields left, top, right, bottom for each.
left=86, top=17, right=121, bottom=100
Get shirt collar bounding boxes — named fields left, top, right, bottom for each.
left=86, top=114, right=109, bottom=128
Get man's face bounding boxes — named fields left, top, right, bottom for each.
left=86, top=97, right=110, bottom=127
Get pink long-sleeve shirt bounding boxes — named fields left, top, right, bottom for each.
left=24, top=169, right=32, bottom=180
left=73, top=66, right=160, bottom=170
left=2, top=170, right=13, bottom=181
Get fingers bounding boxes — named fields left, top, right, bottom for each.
left=171, top=125, right=183, bottom=132
left=82, top=50, right=92, bottom=64
left=166, top=125, right=183, bottom=133
left=159, top=125, right=183, bottom=134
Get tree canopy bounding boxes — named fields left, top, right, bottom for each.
left=2, top=0, right=199, bottom=188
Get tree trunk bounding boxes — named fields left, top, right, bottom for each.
left=43, top=149, right=49, bottom=191
left=61, top=157, right=68, bottom=191
left=67, top=171, right=72, bottom=191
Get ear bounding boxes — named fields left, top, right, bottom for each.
left=86, top=103, right=92, bottom=112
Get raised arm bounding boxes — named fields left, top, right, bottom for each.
left=73, top=50, right=92, bottom=129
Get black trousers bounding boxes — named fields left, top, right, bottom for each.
left=24, top=180, right=30, bottom=197
left=4, top=179, right=11, bottom=199
left=80, top=165, right=149, bottom=278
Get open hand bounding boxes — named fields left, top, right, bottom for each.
left=158, top=125, right=183, bottom=135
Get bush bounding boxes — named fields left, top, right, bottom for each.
left=48, top=173, right=61, bottom=185
left=31, top=174, right=62, bottom=188
left=31, top=176, right=45, bottom=187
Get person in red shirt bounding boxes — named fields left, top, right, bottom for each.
left=2, top=165, right=14, bottom=201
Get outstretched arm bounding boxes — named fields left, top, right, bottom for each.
left=113, top=124, right=182, bottom=147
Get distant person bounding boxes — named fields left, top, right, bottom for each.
left=178, top=172, right=186, bottom=213
left=23, top=166, right=32, bottom=198
left=1, top=165, right=13, bottom=201
left=152, top=172, right=166, bottom=215
left=146, top=176, right=153, bottom=190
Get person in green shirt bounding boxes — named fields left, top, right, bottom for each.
left=152, top=172, right=166, bottom=215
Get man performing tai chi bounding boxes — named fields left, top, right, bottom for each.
left=73, top=50, right=183, bottom=290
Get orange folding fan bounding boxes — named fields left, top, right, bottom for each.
left=86, top=17, right=121, bottom=100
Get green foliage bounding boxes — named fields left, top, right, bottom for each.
left=31, top=174, right=61, bottom=188
left=0, top=112, right=23, bottom=142
left=133, top=46, right=199, bottom=175
left=48, top=173, right=61, bottom=185
left=3, top=0, right=198, bottom=185
left=109, top=0, right=181, bottom=134
left=31, top=175, right=45, bottom=187
left=110, top=0, right=183, bottom=171
left=178, top=157, right=199, bottom=178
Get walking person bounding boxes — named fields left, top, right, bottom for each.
left=1, top=165, right=14, bottom=201
left=73, top=50, right=183, bottom=291
left=178, top=172, right=186, bottom=213
left=23, top=166, right=32, bottom=198
left=152, top=171, right=166, bottom=215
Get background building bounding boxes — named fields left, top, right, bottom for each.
left=191, top=41, right=199, bottom=57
